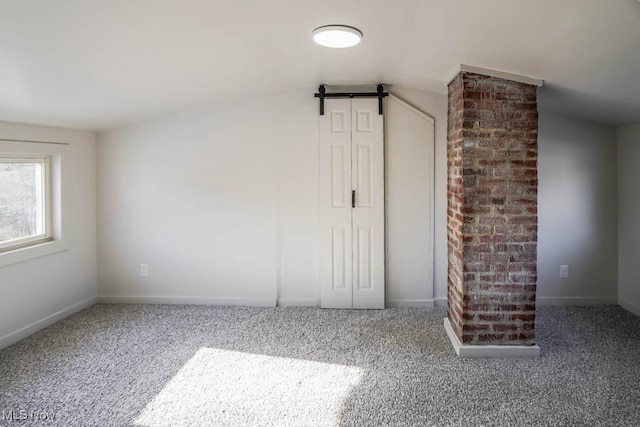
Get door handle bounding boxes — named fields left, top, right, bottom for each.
left=352, top=190, right=356, bottom=208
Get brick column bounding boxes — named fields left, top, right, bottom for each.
left=447, top=71, right=538, bottom=347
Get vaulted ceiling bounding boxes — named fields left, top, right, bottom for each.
left=1, top=0, right=639, bottom=130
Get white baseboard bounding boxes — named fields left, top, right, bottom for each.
left=279, top=299, right=443, bottom=308
left=619, top=299, right=640, bottom=317
left=536, top=297, right=617, bottom=306
left=0, top=296, right=96, bottom=351
left=96, top=295, right=276, bottom=307
left=434, top=297, right=447, bottom=307
left=443, top=318, right=540, bottom=358
left=387, top=299, right=435, bottom=308
left=277, top=298, right=319, bottom=307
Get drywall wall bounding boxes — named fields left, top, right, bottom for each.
left=97, top=94, right=292, bottom=305
left=97, top=87, right=617, bottom=308
left=390, top=88, right=620, bottom=306
left=537, top=113, right=618, bottom=304
left=98, top=91, right=329, bottom=305
left=97, top=88, right=443, bottom=306
left=617, top=124, right=640, bottom=315
left=273, top=92, right=323, bottom=306
left=386, top=87, right=448, bottom=304
left=0, top=121, right=96, bottom=350
left=386, top=94, right=435, bottom=306
left=394, top=88, right=619, bottom=306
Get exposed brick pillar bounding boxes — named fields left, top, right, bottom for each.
left=447, top=71, right=538, bottom=347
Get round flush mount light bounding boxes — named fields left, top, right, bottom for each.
left=312, top=25, right=363, bottom=48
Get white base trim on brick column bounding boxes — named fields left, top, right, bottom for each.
left=443, top=318, right=541, bottom=358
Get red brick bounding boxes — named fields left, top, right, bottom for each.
left=463, top=324, right=490, bottom=332
left=478, top=313, right=503, bottom=322
left=447, top=71, right=538, bottom=346
left=493, top=324, right=520, bottom=332
left=478, top=334, right=506, bottom=343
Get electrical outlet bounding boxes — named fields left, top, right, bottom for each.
left=560, top=265, right=569, bottom=279
left=140, top=264, right=149, bottom=277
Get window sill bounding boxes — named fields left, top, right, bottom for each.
left=0, top=239, right=68, bottom=269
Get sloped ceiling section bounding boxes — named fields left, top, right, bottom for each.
left=0, top=0, right=639, bottom=130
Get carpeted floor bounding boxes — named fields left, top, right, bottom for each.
left=0, top=304, right=639, bottom=426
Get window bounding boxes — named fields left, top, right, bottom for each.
left=0, top=156, right=52, bottom=252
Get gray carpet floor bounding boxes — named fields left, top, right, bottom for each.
left=0, top=304, right=639, bottom=426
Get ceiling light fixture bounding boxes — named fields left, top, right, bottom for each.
left=312, top=25, right=363, bottom=48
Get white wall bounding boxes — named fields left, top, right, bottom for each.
left=0, top=88, right=625, bottom=351
left=96, top=86, right=620, bottom=309
left=385, top=87, right=449, bottom=303
left=274, top=92, right=322, bottom=305
left=617, top=124, right=640, bottom=315
left=97, top=88, right=444, bottom=306
left=97, top=93, right=311, bottom=305
left=0, top=121, right=96, bottom=350
left=386, top=94, right=436, bottom=306
left=537, top=113, right=618, bottom=304
left=387, top=90, right=620, bottom=305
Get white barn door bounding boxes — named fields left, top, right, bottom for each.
left=320, top=98, right=384, bottom=309
left=319, top=99, right=353, bottom=309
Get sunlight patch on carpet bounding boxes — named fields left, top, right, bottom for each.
left=134, top=348, right=363, bottom=426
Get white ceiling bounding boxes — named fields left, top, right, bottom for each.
left=1, top=0, right=639, bottom=131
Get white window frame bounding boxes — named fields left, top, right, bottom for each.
left=0, top=140, right=66, bottom=269
left=0, top=155, right=53, bottom=253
